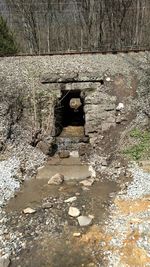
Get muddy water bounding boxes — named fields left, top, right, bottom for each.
left=6, top=162, right=119, bottom=267
left=36, top=156, right=92, bottom=180
left=6, top=178, right=118, bottom=223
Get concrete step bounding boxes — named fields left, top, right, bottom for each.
left=36, top=156, right=91, bottom=181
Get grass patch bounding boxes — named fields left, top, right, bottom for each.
left=123, top=128, right=150, bottom=160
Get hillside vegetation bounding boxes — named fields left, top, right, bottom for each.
left=0, top=16, right=18, bottom=56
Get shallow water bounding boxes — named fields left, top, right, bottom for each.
left=6, top=158, right=119, bottom=267
left=36, top=156, right=91, bottom=180
left=6, top=178, right=118, bottom=224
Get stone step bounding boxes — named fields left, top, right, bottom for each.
left=36, top=157, right=91, bottom=181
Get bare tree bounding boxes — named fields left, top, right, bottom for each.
left=2, top=0, right=150, bottom=54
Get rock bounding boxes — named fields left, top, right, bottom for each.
left=48, top=173, right=64, bottom=185
left=69, top=98, right=82, bottom=110
left=105, top=104, right=115, bottom=111
left=116, top=115, right=127, bottom=124
left=116, top=103, right=124, bottom=111
left=42, top=203, right=53, bottom=209
left=106, top=77, right=111, bottom=82
left=73, top=232, right=81, bottom=237
left=79, top=143, right=87, bottom=156
left=114, top=162, right=121, bottom=169
left=37, top=137, right=57, bottom=157
left=0, top=255, right=10, bottom=267
left=102, top=122, right=115, bottom=131
left=0, top=141, right=4, bottom=152
left=59, top=150, right=70, bottom=159
left=64, top=196, right=77, bottom=203
left=82, top=186, right=90, bottom=191
left=80, top=178, right=94, bottom=187
left=90, top=137, right=98, bottom=145
left=79, top=136, right=89, bottom=143
left=89, top=165, right=96, bottom=178
left=37, top=141, right=50, bottom=155
left=36, top=140, right=55, bottom=156
left=68, top=207, right=80, bottom=217
left=23, top=208, right=36, bottom=214
left=70, top=151, right=79, bottom=157
left=77, top=216, right=93, bottom=226
left=41, top=72, right=78, bottom=83
left=101, top=159, right=108, bottom=166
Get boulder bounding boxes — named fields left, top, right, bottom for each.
left=36, top=139, right=57, bottom=156
left=48, top=173, right=64, bottom=185
left=36, top=141, right=51, bottom=155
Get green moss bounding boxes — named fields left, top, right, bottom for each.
left=123, top=128, right=150, bottom=160
left=0, top=16, right=18, bottom=56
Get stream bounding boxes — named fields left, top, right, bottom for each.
left=4, top=156, right=119, bottom=267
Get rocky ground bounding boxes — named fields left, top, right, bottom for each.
left=0, top=143, right=46, bottom=207
left=102, top=162, right=150, bottom=267
left=0, top=151, right=150, bottom=267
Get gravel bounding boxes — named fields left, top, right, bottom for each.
left=0, top=144, right=46, bottom=207
left=0, top=157, right=20, bottom=207
left=0, top=196, right=67, bottom=258
left=124, top=163, right=150, bottom=199
left=104, top=163, right=150, bottom=267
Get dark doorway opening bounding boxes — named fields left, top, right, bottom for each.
left=54, top=90, right=85, bottom=136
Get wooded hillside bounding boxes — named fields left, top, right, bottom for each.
left=0, top=0, right=150, bottom=54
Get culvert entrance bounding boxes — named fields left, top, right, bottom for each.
left=54, top=90, right=85, bottom=137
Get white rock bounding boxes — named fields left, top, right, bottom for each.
left=106, top=77, right=111, bottom=82
left=70, top=151, right=79, bottom=158
left=89, top=165, right=96, bottom=178
left=80, top=178, right=94, bottom=187
left=23, top=208, right=36, bottom=214
left=116, top=103, right=124, bottom=111
left=48, top=173, right=64, bottom=185
left=0, top=254, right=10, bottom=267
left=68, top=207, right=80, bottom=217
left=77, top=216, right=93, bottom=226
left=73, top=232, right=81, bottom=237
left=64, top=196, right=77, bottom=203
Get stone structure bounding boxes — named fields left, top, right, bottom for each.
left=0, top=0, right=150, bottom=54
left=0, top=52, right=150, bottom=158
